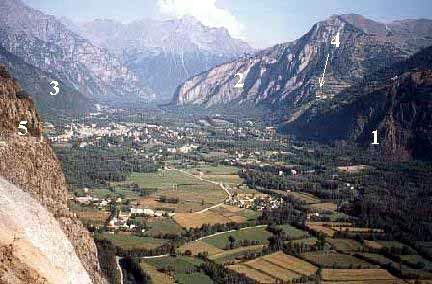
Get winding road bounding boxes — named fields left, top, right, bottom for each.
left=115, top=256, right=124, bottom=284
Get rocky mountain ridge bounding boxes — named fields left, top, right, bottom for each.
left=172, top=14, right=432, bottom=110
left=0, top=65, right=106, bottom=283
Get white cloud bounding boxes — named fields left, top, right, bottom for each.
left=157, top=0, right=244, bottom=38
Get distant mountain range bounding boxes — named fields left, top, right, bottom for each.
left=69, top=16, right=254, bottom=99
left=0, top=0, right=156, bottom=115
left=0, top=0, right=251, bottom=116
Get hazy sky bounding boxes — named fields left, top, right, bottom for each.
left=23, top=0, right=432, bottom=48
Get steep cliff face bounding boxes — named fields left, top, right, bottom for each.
left=282, top=65, right=432, bottom=161
left=0, top=66, right=106, bottom=283
left=172, top=15, right=432, bottom=111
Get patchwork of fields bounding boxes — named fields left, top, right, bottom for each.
left=173, top=204, right=258, bottom=228
left=228, top=252, right=318, bottom=283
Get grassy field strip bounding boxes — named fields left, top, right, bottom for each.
left=195, top=225, right=267, bottom=242
left=208, top=245, right=264, bottom=262
left=320, top=269, right=399, bottom=282
left=200, top=226, right=270, bottom=249
left=138, top=261, right=174, bottom=284
left=243, top=259, right=301, bottom=282
left=228, top=264, right=276, bottom=283
left=178, top=240, right=224, bottom=256
left=262, top=252, right=318, bottom=276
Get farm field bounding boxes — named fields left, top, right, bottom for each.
left=305, top=223, right=336, bottom=237
left=320, top=268, right=400, bottom=283
left=173, top=204, right=258, bottom=228
left=286, top=191, right=321, bottom=204
left=227, top=252, right=318, bottom=283
left=363, top=240, right=384, bottom=250
left=309, top=202, right=337, bottom=213
left=175, top=272, right=213, bottom=284
left=305, top=221, right=384, bottom=237
left=291, top=237, right=318, bottom=247
left=327, top=238, right=363, bottom=252
left=138, top=261, right=174, bottom=284
left=201, top=226, right=270, bottom=249
left=301, top=251, right=377, bottom=268
left=174, top=210, right=239, bottom=229
left=75, top=210, right=109, bottom=227
left=145, top=217, right=184, bottom=237
left=227, top=264, right=276, bottom=283
left=178, top=241, right=223, bottom=256
left=142, top=256, right=212, bottom=284
left=128, top=170, right=227, bottom=213
left=208, top=245, right=264, bottom=264
left=400, top=255, right=432, bottom=270
left=355, top=252, right=411, bottom=270
left=279, top=224, right=310, bottom=240
left=244, top=258, right=301, bottom=282
left=209, top=204, right=259, bottom=222
left=416, top=242, right=432, bottom=255
left=96, top=233, right=167, bottom=251
left=186, top=165, right=244, bottom=186
left=376, top=241, right=417, bottom=254
left=262, top=251, right=318, bottom=276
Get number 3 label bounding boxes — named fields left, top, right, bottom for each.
left=50, top=80, right=60, bottom=96
left=18, top=121, right=28, bottom=136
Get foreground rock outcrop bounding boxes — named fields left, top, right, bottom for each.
left=0, top=65, right=106, bottom=283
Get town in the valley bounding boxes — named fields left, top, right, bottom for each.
left=46, top=105, right=432, bottom=284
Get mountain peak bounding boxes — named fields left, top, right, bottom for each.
left=180, top=15, right=202, bottom=25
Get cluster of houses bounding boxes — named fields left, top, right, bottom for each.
left=106, top=207, right=175, bottom=230
left=73, top=192, right=120, bottom=208
left=225, top=193, right=284, bottom=211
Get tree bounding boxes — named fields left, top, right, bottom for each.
left=228, top=235, right=236, bottom=249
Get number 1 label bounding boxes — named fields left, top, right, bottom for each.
left=372, top=130, right=379, bottom=145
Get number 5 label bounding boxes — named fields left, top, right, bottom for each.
left=50, top=80, right=60, bottom=96
left=18, top=121, right=28, bottom=136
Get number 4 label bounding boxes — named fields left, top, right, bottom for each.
left=331, top=32, right=340, bottom=48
